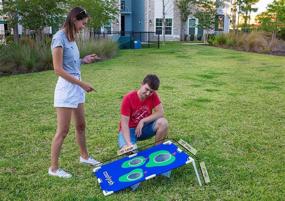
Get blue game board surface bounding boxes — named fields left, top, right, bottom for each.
left=93, top=141, right=191, bottom=195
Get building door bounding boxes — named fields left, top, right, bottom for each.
left=121, top=15, right=125, bottom=36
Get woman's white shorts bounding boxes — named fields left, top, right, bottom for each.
left=54, top=76, right=85, bottom=108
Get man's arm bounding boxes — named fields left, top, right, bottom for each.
left=135, top=103, right=164, bottom=136
left=121, top=115, right=133, bottom=147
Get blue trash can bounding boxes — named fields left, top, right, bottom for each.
left=134, top=40, right=142, bottom=49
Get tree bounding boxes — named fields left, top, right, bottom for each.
left=162, top=0, right=166, bottom=42
left=231, top=0, right=238, bottom=33
left=256, top=0, right=285, bottom=41
left=0, top=0, right=118, bottom=42
left=236, top=0, right=259, bottom=32
left=194, top=0, right=221, bottom=43
left=160, top=0, right=173, bottom=43
left=176, top=0, right=194, bottom=41
left=0, top=0, right=20, bottom=42
left=18, top=0, right=68, bottom=41
left=0, top=0, right=67, bottom=42
left=69, top=0, right=118, bottom=30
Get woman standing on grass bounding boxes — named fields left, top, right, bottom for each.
left=49, top=7, right=100, bottom=178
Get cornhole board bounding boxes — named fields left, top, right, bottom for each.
left=93, top=140, right=202, bottom=196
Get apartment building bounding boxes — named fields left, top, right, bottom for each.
left=114, top=0, right=232, bottom=41
left=0, top=0, right=233, bottom=42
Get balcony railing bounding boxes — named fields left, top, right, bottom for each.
left=120, top=4, right=131, bottom=14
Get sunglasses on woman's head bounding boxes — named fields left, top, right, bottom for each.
left=76, top=9, right=88, bottom=20
left=79, top=10, right=87, bottom=15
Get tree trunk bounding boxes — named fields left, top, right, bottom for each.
left=13, top=13, right=19, bottom=43
left=203, top=30, right=208, bottom=44
left=162, top=0, right=166, bottom=43
left=232, top=0, right=237, bottom=33
left=13, top=23, right=19, bottom=43
left=237, top=12, right=240, bottom=33
left=35, top=29, right=43, bottom=43
left=180, top=20, right=185, bottom=41
left=244, top=10, right=249, bottom=32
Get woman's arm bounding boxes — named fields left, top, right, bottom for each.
left=52, top=47, right=94, bottom=92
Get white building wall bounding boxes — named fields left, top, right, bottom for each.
left=154, top=0, right=180, bottom=40
left=154, top=0, right=174, bottom=18
left=0, top=24, right=4, bottom=36
left=0, top=24, right=4, bottom=35
left=0, top=0, right=4, bottom=35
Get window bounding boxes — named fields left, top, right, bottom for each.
left=155, top=18, right=172, bottom=35
left=216, top=15, right=224, bottom=31
left=121, top=1, right=125, bottom=11
left=165, top=19, right=172, bottom=35
left=155, top=19, right=162, bottom=34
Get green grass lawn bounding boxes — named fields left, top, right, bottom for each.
left=0, top=43, right=284, bottom=201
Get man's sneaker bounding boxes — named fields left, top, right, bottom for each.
left=161, top=170, right=171, bottom=178
left=48, top=168, right=72, bottom=178
left=80, top=156, right=100, bottom=166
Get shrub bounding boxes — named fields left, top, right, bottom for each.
left=19, top=37, right=36, bottom=48
left=209, top=32, right=278, bottom=54
left=0, top=37, right=118, bottom=75
left=225, top=38, right=236, bottom=47
left=277, top=29, right=285, bottom=40
left=234, top=33, right=245, bottom=50
left=5, top=35, right=14, bottom=45
left=246, top=32, right=269, bottom=53
left=224, top=33, right=238, bottom=47
left=212, top=34, right=227, bottom=46
left=36, top=43, right=53, bottom=71
left=207, top=34, right=215, bottom=45
left=77, top=38, right=118, bottom=59
left=269, top=38, right=285, bottom=54
left=21, top=45, right=39, bottom=70
left=0, top=40, right=50, bottom=74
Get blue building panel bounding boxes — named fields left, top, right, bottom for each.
left=132, top=0, right=145, bottom=32
left=121, top=0, right=145, bottom=33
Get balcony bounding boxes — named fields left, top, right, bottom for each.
left=121, top=1, right=131, bottom=14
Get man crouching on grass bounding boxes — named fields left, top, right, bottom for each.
left=117, top=74, right=170, bottom=190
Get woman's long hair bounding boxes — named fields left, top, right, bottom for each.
left=63, top=7, right=89, bottom=41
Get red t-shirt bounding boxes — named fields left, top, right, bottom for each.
left=119, top=90, right=161, bottom=130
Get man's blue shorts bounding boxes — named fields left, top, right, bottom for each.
left=118, top=121, right=157, bottom=148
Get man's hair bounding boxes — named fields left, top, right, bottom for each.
left=63, top=7, right=89, bottom=41
left=142, top=74, right=160, bottom=90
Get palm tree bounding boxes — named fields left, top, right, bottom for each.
left=237, top=0, right=259, bottom=32
left=176, top=0, right=193, bottom=41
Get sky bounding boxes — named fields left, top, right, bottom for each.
left=254, top=0, right=274, bottom=14
left=250, top=0, right=274, bottom=22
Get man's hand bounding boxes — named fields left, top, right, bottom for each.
left=135, top=119, right=145, bottom=137
left=118, top=144, right=138, bottom=155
